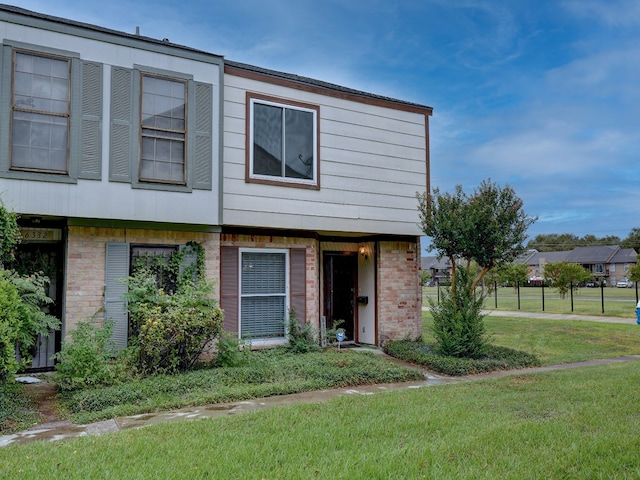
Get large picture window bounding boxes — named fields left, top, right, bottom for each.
left=11, top=51, right=70, bottom=173
left=249, top=95, right=318, bottom=188
left=140, top=74, right=187, bottom=184
left=240, top=250, right=289, bottom=339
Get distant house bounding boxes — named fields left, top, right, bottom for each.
left=421, top=256, right=451, bottom=284
left=520, top=246, right=637, bottom=287
left=1, top=5, right=432, bottom=369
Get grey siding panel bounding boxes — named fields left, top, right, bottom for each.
left=109, top=67, right=133, bottom=182
left=290, top=248, right=306, bottom=325
left=220, top=247, right=239, bottom=333
left=105, top=242, right=130, bottom=350
left=192, top=81, right=213, bottom=190
left=79, top=61, right=102, bottom=179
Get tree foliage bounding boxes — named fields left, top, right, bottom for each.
left=628, top=262, right=640, bottom=284
left=487, top=262, right=529, bottom=290
left=621, top=228, right=640, bottom=253
left=0, top=200, right=21, bottom=267
left=0, top=200, right=59, bottom=382
left=429, top=267, right=488, bottom=357
left=418, top=179, right=536, bottom=296
left=543, top=261, right=592, bottom=299
left=527, top=232, right=635, bottom=252
left=418, top=180, right=535, bottom=357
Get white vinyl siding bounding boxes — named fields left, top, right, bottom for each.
left=223, top=77, right=428, bottom=236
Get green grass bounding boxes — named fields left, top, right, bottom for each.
left=2, top=361, right=639, bottom=478
left=424, top=286, right=639, bottom=317
left=422, top=311, right=640, bottom=365
left=59, top=348, right=424, bottom=424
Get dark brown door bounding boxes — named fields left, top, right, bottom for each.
left=324, top=253, right=357, bottom=341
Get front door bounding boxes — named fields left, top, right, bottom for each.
left=323, top=253, right=357, bottom=341
left=12, top=241, right=64, bottom=371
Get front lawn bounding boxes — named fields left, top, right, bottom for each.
left=2, top=361, right=639, bottom=478
left=59, top=348, right=424, bottom=424
left=421, top=311, right=640, bottom=365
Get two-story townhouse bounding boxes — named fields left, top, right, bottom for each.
left=0, top=5, right=223, bottom=368
left=220, top=61, right=431, bottom=346
left=1, top=5, right=432, bottom=368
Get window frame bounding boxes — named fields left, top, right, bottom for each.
left=10, top=48, right=71, bottom=175
left=138, top=72, right=188, bottom=185
left=246, top=93, right=320, bottom=190
left=0, top=41, right=98, bottom=184
left=238, top=248, right=290, bottom=342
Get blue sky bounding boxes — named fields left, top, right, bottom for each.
left=11, top=0, right=640, bottom=242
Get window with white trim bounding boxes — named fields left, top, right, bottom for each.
left=249, top=95, right=318, bottom=187
left=11, top=51, right=70, bottom=173
left=240, top=249, right=289, bottom=339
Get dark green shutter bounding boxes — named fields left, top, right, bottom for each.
left=79, top=61, right=102, bottom=179
left=192, top=81, right=213, bottom=190
left=105, top=242, right=130, bottom=349
left=109, top=67, right=133, bottom=182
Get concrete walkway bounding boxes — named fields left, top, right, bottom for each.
left=3, top=351, right=640, bottom=448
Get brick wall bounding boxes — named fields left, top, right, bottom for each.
left=220, top=233, right=319, bottom=326
left=64, top=226, right=220, bottom=338
left=376, top=239, right=422, bottom=345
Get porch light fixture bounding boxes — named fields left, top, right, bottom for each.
left=359, top=244, right=368, bottom=260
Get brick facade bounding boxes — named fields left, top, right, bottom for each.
left=64, top=226, right=220, bottom=338
left=376, top=240, right=422, bottom=345
left=64, top=227, right=421, bottom=347
left=220, top=233, right=319, bottom=327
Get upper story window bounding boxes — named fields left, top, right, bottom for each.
left=140, top=74, right=187, bottom=184
left=248, top=94, right=319, bottom=189
left=109, top=65, right=214, bottom=192
left=11, top=51, right=70, bottom=174
left=1, top=42, right=103, bottom=183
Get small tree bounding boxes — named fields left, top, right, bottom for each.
left=417, top=180, right=535, bottom=357
left=627, top=262, right=640, bottom=284
left=543, top=261, right=592, bottom=299
left=488, top=262, right=529, bottom=291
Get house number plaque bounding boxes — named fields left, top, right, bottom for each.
left=19, top=228, right=62, bottom=242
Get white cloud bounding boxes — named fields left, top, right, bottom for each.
left=562, top=0, right=640, bottom=27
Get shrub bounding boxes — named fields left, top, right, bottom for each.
left=429, top=268, right=488, bottom=358
left=0, top=270, right=60, bottom=382
left=215, top=331, right=252, bottom=367
left=122, top=242, right=225, bottom=375
left=0, top=274, right=21, bottom=382
left=285, top=309, right=320, bottom=353
left=127, top=274, right=224, bottom=375
left=53, top=320, right=131, bottom=391
left=384, top=339, right=541, bottom=376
